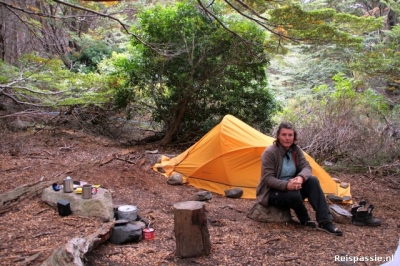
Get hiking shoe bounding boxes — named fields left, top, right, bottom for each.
left=300, top=221, right=317, bottom=228
left=318, top=222, right=343, bottom=236
left=351, top=204, right=382, bottom=227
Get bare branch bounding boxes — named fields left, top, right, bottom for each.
left=197, top=0, right=262, bottom=59
left=51, top=0, right=189, bottom=57
left=0, top=84, right=66, bottom=95
left=221, top=0, right=299, bottom=43
left=197, top=0, right=300, bottom=56
left=52, top=0, right=132, bottom=34
left=0, top=0, right=51, bottom=18
left=0, top=109, right=51, bottom=119
left=1, top=92, right=44, bottom=107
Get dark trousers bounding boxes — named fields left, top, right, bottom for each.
left=268, top=176, right=332, bottom=224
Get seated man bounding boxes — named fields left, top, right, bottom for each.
left=256, top=122, right=342, bottom=236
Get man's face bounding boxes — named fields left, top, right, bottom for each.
left=278, top=128, right=294, bottom=150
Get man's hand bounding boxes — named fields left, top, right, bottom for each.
left=287, top=176, right=303, bottom=190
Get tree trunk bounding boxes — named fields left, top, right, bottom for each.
left=386, top=9, right=399, bottom=30
left=160, top=98, right=188, bottom=145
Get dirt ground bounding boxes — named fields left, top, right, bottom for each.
left=0, top=128, right=399, bottom=266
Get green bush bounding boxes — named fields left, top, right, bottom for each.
left=277, top=73, right=399, bottom=170
left=105, top=0, right=280, bottom=144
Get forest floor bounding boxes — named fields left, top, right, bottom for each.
left=0, top=127, right=399, bottom=266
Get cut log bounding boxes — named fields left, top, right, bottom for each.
left=173, top=201, right=211, bottom=258
left=41, top=221, right=114, bottom=266
left=0, top=180, right=55, bottom=214
left=19, top=251, right=43, bottom=266
left=247, top=202, right=292, bottom=223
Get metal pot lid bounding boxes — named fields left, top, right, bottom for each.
left=118, top=205, right=137, bottom=212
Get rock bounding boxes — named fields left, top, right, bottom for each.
left=130, top=220, right=146, bottom=229
left=157, top=166, right=165, bottom=173
left=332, top=177, right=341, bottom=183
left=109, top=223, right=142, bottom=244
left=342, top=196, right=352, bottom=201
left=144, top=153, right=161, bottom=166
left=167, top=173, right=183, bottom=185
left=137, top=215, right=151, bottom=226
left=145, top=149, right=159, bottom=154
left=247, top=203, right=292, bottom=223
left=327, top=194, right=343, bottom=203
left=194, top=191, right=213, bottom=201
left=331, top=210, right=352, bottom=224
left=340, top=182, right=349, bottom=189
left=115, top=219, right=129, bottom=225
left=224, top=188, right=243, bottom=198
left=41, top=186, right=114, bottom=222
left=9, top=117, right=31, bottom=131
left=330, top=205, right=352, bottom=224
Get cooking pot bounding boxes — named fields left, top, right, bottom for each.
left=118, top=205, right=138, bottom=221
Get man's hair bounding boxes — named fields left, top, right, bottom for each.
left=274, top=122, right=298, bottom=146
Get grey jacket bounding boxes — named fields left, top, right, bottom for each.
left=256, top=143, right=312, bottom=207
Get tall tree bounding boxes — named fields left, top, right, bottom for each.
left=109, top=0, right=280, bottom=144
left=0, top=0, right=132, bottom=68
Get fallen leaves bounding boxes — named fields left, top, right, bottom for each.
left=0, top=130, right=399, bottom=265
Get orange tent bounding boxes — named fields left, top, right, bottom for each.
left=153, top=115, right=351, bottom=200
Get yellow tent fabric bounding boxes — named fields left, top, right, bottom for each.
left=153, top=115, right=351, bottom=201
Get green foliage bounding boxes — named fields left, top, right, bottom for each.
left=311, top=73, right=390, bottom=117
left=267, top=4, right=381, bottom=50
left=69, top=43, right=112, bottom=73
left=314, top=73, right=357, bottom=100
left=277, top=73, right=397, bottom=167
left=300, top=0, right=369, bottom=16
left=350, top=25, right=400, bottom=84
left=68, top=34, right=125, bottom=74
left=109, top=0, right=280, bottom=143
left=0, top=55, right=115, bottom=109
left=0, top=61, right=19, bottom=84
left=381, top=0, right=400, bottom=13
left=113, top=87, right=135, bottom=109
left=266, top=43, right=353, bottom=108
left=333, top=13, right=383, bottom=34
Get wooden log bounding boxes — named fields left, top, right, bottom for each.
left=40, top=221, right=114, bottom=266
left=173, top=201, right=211, bottom=258
left=0, top=180, right=55, bottom=214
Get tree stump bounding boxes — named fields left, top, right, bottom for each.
left=173, top=201, right=211, bottom=258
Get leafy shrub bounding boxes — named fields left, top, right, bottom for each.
left=277, top=73, right=400, bottom=172
left=106, top=0, right=281, bottom=144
